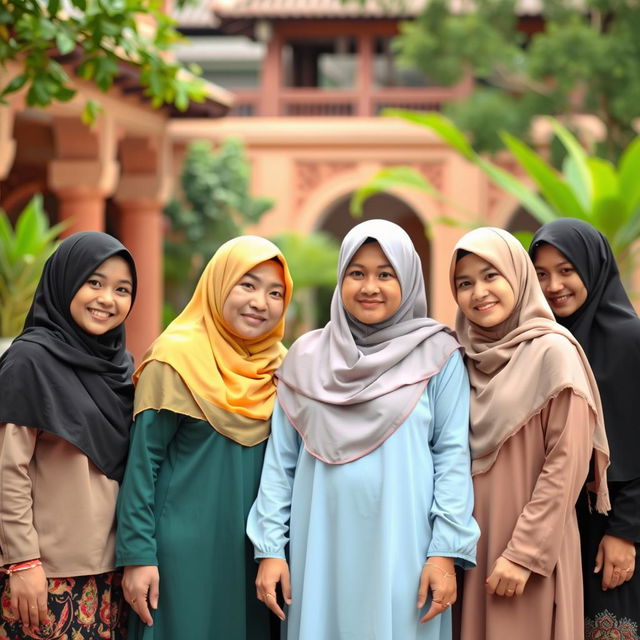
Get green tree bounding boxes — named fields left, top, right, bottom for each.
left=0, top=0, right=206, bottom=121
left=353, top=112, right=640, bottom=275
left=393, top=0, right=640, bottom=161
left=163, top=138, right=273, bottom=322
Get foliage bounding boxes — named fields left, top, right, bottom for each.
left=0, top=0, right=206, bottom=120
left=353, top=111, right=640, bottom=273
left=392, top=0, right=640, bottom=161
left=163, top=139, right=273, bottom=321
left=0, top=195, right=66, bottom=337
left=270, top=231, right=340, bottom=341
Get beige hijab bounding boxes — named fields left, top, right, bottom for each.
left=450, top=227, right=610, bottom=513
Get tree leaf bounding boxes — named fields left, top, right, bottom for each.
left=619, top=137, right=640, bottom=218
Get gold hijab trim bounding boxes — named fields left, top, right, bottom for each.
left=134, top=361, right=271, bottom=446
left=134, top=235, right=292, bottom=421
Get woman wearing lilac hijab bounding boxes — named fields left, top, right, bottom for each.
left=247, top=219, right=479, bottom=639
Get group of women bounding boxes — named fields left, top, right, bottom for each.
left=0, top=216, right=637, bottom=640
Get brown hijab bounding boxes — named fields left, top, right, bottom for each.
left=450, top=227, right=610, bottom=513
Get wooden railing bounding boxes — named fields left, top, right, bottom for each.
left=229, top=82, right=472, bottom=117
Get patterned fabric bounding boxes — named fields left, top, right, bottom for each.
left=585, top=609, right=640, bottom=640
left=0, top=571, right=128, bottom=640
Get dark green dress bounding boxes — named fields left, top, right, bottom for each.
left=116, top=409, right=275, bottom=640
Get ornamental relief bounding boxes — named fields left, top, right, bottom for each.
left=294, top=161, right=357, bottom=209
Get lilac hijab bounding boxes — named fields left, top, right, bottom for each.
left=276, top=219, right=461, bottom=464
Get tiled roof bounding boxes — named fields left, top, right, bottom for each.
left=210, top=0, right=545, bottom=19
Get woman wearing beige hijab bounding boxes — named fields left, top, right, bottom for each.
left=451, top=227, right=609, bottom=639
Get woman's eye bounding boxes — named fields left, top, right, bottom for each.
left=379, top=271, right=395, bottom=280
left=270, top=291, right=283, bottom=299
left=87, top=279, right=101, bottom=287
left=117, top=287, right=132, bottom=295
left=536, top=272, right=546, bottom=280
left=348, top=270, right=363, bottom=278
left=560, top=268, right=574, bottom=275
left=240, top=282, right=254, bottom=290
left=457, top=281, right=470, bottom=289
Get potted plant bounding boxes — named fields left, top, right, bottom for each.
left=0, top=195, right=66, bottom=354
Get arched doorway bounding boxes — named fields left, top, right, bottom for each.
left=317, top=191, right=431, bottom=317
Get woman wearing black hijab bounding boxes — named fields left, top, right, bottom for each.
left=0, top=231, right=137, bottom=639
left=530, top=219, right=640, bottom=638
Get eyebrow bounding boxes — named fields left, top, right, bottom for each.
left=535, top=260, right=573, bottom=269
left=454, top=264, right=495, bottom=280
left=348, top=261, right=394, bottom=270
left=243, top=272, right=285, bottom=289
left=90, top=271, right=133, bottom=286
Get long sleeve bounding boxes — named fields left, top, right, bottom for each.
left=115, top=409, right=179, bottom=567
left=502, top=389, right=592, bottom=576
left=426, top=351, right=479, bottom=568
left=605, top=477, right=640, bottom=543
left=246, top=401, right=301, bottom=560
left=0, top=423, right=39, bottom=564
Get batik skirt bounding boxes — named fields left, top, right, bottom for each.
left=0, top=571, right=128, bottom=640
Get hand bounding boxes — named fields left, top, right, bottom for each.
left=255, top=558, right=292, bottom=621
left=122, top=565, right=159, bottom=626
left=486, top=556, right=531, bottom=597
left=594, top=534, right=636, bottom=591
left=417, top=556, right=456, bottom=624
left=9, top=565, right=49, bottom=631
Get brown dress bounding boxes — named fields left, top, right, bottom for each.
left=461, top=388, right=594, bottom=640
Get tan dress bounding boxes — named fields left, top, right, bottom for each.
left=461, top=388, right=594, bottom=640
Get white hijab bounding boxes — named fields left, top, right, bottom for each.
left=276, top=219, right=461, bottom=464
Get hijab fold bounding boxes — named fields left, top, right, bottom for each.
left=277, top=219, right=460, bottom=464
left=0, top=232, right=137, bottom=482
left=133, top=236, right=292, bottom=446
left=530, top=218, right=640, bottom=482
left=451, top=227, right=609, bottom=513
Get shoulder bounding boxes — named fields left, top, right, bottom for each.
left=0, top=339, right=47, bottom=374
left=532, top=332, right=579, bottom=361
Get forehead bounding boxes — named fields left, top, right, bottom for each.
left=242, top=259, right=285, bottom=284
left=348, top=241, right=390, bottom=264
left=92, top=254, right=132, bottom=278
left=454, top=252, right=494, bottom=275
left=532, top=243, right=570, bottom=266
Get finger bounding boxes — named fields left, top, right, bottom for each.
left=594, top=544, right=604, bottom=574
left=420, top=600, right=447, bottom=624
left=28, top=600, right=41, bottom=629
left=18, top=597, right=31, bottom=628
left=149, top=575, right=160, bottom=611
left=264, top=593, right=286, bottom=621
left=281, top=568, right=292, bottom=605
left=135, top=595, right=154, bottom=627
left=624, top=564, right=635, bottom=582
left=515, top=580, right=526, bottom=596
left=417, top=572, right=429, bottom=609
left=602, top=561, right=614, bottom=590
left=485, top=574, right=498, bottom=596
left=37, top=597, right=49, bottom=627
left=495, top=579, right=508, bottom=597
left=504, top=582, right=517, bottom=598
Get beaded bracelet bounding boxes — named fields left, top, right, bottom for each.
left=6, top=559, right=42, bottom=574
left=424, top=562, right=455, bottom=579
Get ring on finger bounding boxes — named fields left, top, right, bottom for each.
left=265, top=593, right=276, bottom=599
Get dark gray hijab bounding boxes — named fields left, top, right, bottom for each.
left=276, top=219, right=460, bottom=464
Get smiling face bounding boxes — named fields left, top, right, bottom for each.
left=341, top=241, right=402, bottom=325
left=454, top=252, right=516, bottom=328
left=222, top=259, right=286, bottom=339
left=69, top=255, right=134, bottom=335
left=532, top=243, right=588, bottom=317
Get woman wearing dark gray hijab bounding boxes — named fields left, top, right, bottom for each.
left=247, top=219, right=479, bottom=640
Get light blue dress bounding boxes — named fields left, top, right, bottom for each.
left=247, top=351, right=479, bottom=640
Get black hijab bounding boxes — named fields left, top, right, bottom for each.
left=530, top=218, right=640, bottom=482
left=0, top=231, right=137, bottom=482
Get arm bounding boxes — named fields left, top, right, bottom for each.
left=420, top=351, right=479, bottom=622
left=116, top=409, right=179, bottom=626
left=591, top=477, right=640, bottom=590
left=246, top=400, right=301, bottom=620
left=500, top=389, right=592, bottom=578
left=0, top=423, right=48, bottom=629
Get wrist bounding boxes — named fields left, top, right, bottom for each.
left=6, top=558, right=42, bottom=574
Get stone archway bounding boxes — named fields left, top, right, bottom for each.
left=318, top=191, right=432, bottom=307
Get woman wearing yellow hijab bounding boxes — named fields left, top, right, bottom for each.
left=115, top=236, right=292, bottom=640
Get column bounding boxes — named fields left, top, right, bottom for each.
left=0, top=105, right=16, bottom=185
left=357, top=33, right=374, bottom=116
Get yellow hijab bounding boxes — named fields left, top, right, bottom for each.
left=134, top=236, right=293, bottom=431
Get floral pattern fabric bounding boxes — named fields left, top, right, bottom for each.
left=0, top=571, right=128, bottom=640
left=586, top=609, right=640, bottom=640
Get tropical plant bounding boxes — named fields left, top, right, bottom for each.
left=388, top=0, right=640, bottom=161
left=163, top=139, right=274, bottom=324
left=0, top=195, right=66, bottom=337
left=270, top=231, right=340, bottom=341
left=352, top=111, right=640, bottom=273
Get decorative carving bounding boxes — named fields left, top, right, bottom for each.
left=294, top=160, right=357, bottom=208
